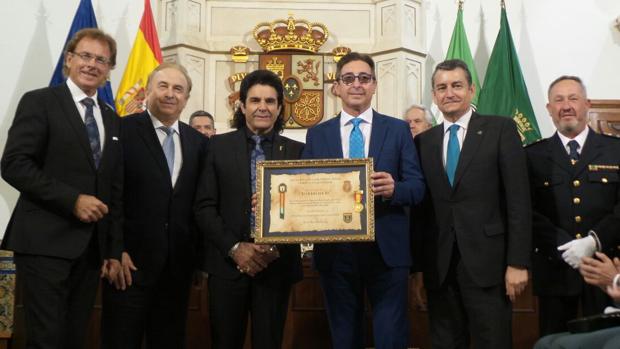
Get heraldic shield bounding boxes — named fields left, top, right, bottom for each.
left=259, top=54, right=325, bottom=129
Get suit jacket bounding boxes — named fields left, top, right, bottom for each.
left=1, top=84, right=122, bottom=260
left=526, top=130, right=620, bottom=296
left=121, top=112, right=208, bottom=283
left=195, top=128, right=303, bottom=281
left=302, top=111, right=425, bottom=270
left=414, top=112, right=531, bottom=289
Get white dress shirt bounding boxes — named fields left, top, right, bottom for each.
left=340, top=107, right=373, bottom=158
left=67, top=78, right=106, bottom=148
left=442, top=108, right=473, bottom=168
left=148, top=112, right=183, bottom=187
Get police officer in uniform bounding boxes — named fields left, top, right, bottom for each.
left=526, top=75, right=620, bottom=337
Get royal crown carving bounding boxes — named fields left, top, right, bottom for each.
left=253, top=14, right=328, bottom=53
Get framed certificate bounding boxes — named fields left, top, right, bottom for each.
left=254, top=158, right=375, bottom=244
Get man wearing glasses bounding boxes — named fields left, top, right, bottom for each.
left=1, top=28, right=122, bottom=348
left=303, top=52, right=425, bottom=349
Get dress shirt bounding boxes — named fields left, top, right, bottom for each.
left=340, top=107, right=373, bottom=158
left=442, top=108, right=473, bottom=168
left=67, top=78, right=105, bottom=148
left=149, top=112, right=183, bottom=187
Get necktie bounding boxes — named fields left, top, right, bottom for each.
left=349, top=118, right=365, bottom=159
left=250, top=135, right=265, bottom=232
left=446, top=124, right=460, bottom=186
left=568, top=140, right=580, bottom=162
left=159, top=126, right=175, bottom=176
left=81, top=98, right=101, bottom=168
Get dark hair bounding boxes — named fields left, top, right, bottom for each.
left=547, top=75, right=587, bottom=98
left=63, top=28, right=117, bottom=76
left=431, top=59, right=473, bottom=88
left=232, top=69, right=284, bottom=132
left=146, top=62, right=193, bottom=94
left=189, top=110, right=214, bottom=124
left=335, top=52, right=376, bottom=79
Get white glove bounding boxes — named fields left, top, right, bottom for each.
left=557, top=235, right=597, bottom=269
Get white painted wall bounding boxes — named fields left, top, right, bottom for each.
left=1, top=0, right=619, bottom=238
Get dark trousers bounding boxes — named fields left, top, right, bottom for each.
left=14, top=240, right=100, bottom=349
left=318, top=243, right=410, bottom=349
left=207, top=272, right=292, bottom=349
left=101, top=264, right=193, bottom=349
left=538, top=282, right=610, bottom=336
left=427, top=248, right=512, bottom=349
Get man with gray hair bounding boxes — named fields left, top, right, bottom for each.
left=526, top=75, right=620, bottom=336
left=404, top=104, right=433, bottom=137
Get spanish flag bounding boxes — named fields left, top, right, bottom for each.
left=115, top=0, right=162, bottom=116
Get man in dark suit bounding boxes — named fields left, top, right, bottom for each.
left=302, top=52, right=425, bottom=349
left=1, top=28, right=122, bottom=349
left=194, top=69, right=303, bottom=349
left=412, top=59, right=531, bottom=348
left=101, top=63, right=208, bottom=348
left=526, top=75, right=620, bottom=336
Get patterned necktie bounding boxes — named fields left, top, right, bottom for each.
left=81, top=98, right=102, bottom=168
left=159, top=126, right=175, bottom=176
left=349, top=118, right=365, bottom=159
left=446, top=124, right=461, bottom=186
left=250, top=135, right=265, bottom=232
left=568, top=140, right=580, bottom=162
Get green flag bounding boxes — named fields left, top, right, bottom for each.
left=445, top=3, right=481, bottom=106
left=477, top=2, right=542, bottom=145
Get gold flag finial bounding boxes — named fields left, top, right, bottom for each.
left=501, top=0, right=506, bottom=9
left=458, top=0, right=464, bottom=10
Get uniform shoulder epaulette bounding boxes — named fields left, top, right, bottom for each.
left=602, top=132, right=620, bottom=139
left=524, top=137, right=546, bottom=148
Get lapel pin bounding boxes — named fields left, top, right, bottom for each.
left=279, top=145, right=284, bottom=151
left=477, top=130, right=483, bottom=135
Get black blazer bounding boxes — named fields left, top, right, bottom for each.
left=413, top=113, right=531, bottom=289
left=1, top=84, right=123, bottom=260
left=526, top=130, right=620, bottom=296
left=121, top=112, right=208, bottom=283
left=195, top=128, right=303, bottom=282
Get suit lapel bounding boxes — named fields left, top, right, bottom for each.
left=548, top=133, right=575, bottom=174
left=368, top=111, right=387, bottom=165
left=136, top=113, right=171, bottom=179
left=326, top=115, right=344, bottom=158
left=98, top=100, right=114, bottom=171
left=272, top=135, right=287, bottom=160
left=55, top=84, right=96, bottom=169
left=573, top=129, right=602, bottom=176
left=428, top=125, right=451, bottom=189
left=173, top=123, right=193, bottom=192
left=453, top=113, right=486, bottom=188
left=233, top=130, right=251, bottom=197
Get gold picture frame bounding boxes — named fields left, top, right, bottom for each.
left=255, top=158, right=375, bottom=244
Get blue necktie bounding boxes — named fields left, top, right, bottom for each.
left=349, top=118, right=365, bottom=159
left=568, top=140, right=580, bottom=162
left=446, top=124, right=460, bottom=186
left=81, top=98, right=101, bottom=168
left=250, top=135, right=265, bottom=232
left=159, top=126, right=175, bottom=176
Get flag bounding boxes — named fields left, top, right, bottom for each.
left=445, top=1, right=482, bottom=106
left=477, top=1, right=541, bottom=145
left=49, top=0, right=115, bottom=109
left=115, top=0, right=162, bottom=116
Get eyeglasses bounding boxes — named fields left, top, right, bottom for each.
left=338, top=73, right=375, bottom=86
left=71, top=51, right=112, bottom=66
